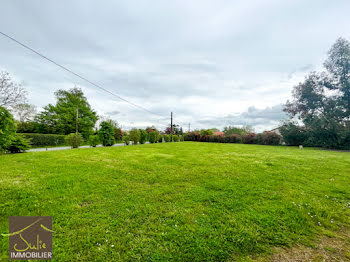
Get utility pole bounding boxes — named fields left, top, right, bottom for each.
left=170, top=112, right=173, bottom=134
left=76, top=108, right=79, bottom=134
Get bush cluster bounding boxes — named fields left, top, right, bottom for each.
left=7, top=135, right=31, bottom=153
left=19, top=133, right=66, bottom=147
left=129, top=128, right=140, bottom=145
left=185, top=131, right=281, bottom=146
left=88, top=135, right=100, bottom=147
left=123, top=135, right=130, bottom=145
left=66, top=133, right=83, bottom=148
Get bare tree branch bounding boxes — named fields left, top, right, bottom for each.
left=0, top=71, right=27, bottom=109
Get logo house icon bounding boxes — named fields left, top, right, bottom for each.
left=2, top=216, right=53, bottom=260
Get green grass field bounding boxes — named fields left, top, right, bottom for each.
left=1, top=142, right=350, bottom=261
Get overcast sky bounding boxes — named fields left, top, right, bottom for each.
left=1, top=0, right=349, bottom=131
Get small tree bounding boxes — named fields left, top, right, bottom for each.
left=139, top=129, right=148, bottom=144
left=163, top=134, right=170, bottom=142
left=66, top=133, right=83, bottom=148
left=149, top=132, right=157, bottom=143
left=98, top=121, right=115, bottom=146
left=0, top=106, right=16, bottom=152
left=123, top=135, right=130, bottom=145
left=7, top=134, right=30, bottom=153
left=88, top=135, right=100, bottom=147
left=113, top=127, right=123, bottom=141
left=129, top=128, right=140, bottom=145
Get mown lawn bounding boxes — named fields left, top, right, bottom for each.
left=1, top=142, right=350, bottom=261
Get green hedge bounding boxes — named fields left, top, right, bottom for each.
left=19, top=133, right=67, bottom=147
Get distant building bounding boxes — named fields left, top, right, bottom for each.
left=213, top=131, right=225, bottom=136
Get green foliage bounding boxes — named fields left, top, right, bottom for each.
left=223, top=126, right=253, bottom=136
left=35, top=87, right=98, bottom=139
left=158, top=134, right=163, bottom=143
left=66, top=133, right=83, bottom=148
left=279, top=122, right=307, bottom=146
left=122, top=135, right=130, bottom=145
left=200, top=129, right=214, bottom=137
left=0, top=106, right=16, bottom=152
left=229, top=134, right=242, bottom=143
left=173, top=134, right=179, bottom=142
left=7, top=134, right=30, bottom=153
left=262, top=132, right=281, bottom=145
left=129, top=128, right=140, bottom=145
left=242, top=133, right=258, bottom=144
left=184, top=131, right=200, bottom=141
left=149, top=131, right=157, bottom=143
left=113, top=127, right=123, bottom=141
left=284, top=38, right=350, bottom=149
left=98, top=121, right=115, bottom=146
left=1, top=143, right=350, bottom=261
left=19, top=133, right=66, bottom=147
left=138, top=129, right=148, bottom=144
left=163, top=134, right=170, bottom=142
left=88, top=135, right=100, bottom=147
left=179, top=135, right=184, bottom=141
left=16, top=121, right=38, bottom=133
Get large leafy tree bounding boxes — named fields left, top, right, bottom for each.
left=36, top=87, right=98, bottom=139
left=284, top=38, right=350, bottom=149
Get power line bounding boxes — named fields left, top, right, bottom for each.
left=0, top=31, right=166, bottom=119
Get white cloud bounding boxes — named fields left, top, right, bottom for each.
left=1, top=0, right=349, bottom=131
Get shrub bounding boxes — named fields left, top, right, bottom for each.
left=242, top=133, right=258, bottom=144
left=139, top=129, right=148, bottom=144
left=200, top=129, right=214, bottom=137
left=113, top=127, right=123, bottom=142
left=257, top=133, right=264, bottom=145
left=185, top=131, right=200, bottom=141
left=173, top=135, right=179, bottom=142
left=129, top=128, right=140, bottom=145
left=199, top=135, right=210, bottom=142
left=227, top=134, right=241, bottom=143
left=0, top=106, right=16, bottom=152
left=262, top=132, right=281, bottom=145
left=179, top=135, right=184, bottom=142
left=123, top=135, right=130, bottom=145
left=149, top=132, right=157, bottom=143
left=20, top=133, right=66, bottom=147
left=66, top=133, right=83, bottom=148
left=16, top=121, right=37, bottom=133
left=279, top=122, right=307, bottom=146
left=98, top=121, right=115, bottom=146
left=163, top=134, right=170, bottom=142
left=158, top=134, right=163, bottom=143
left=89, top=135, right=100, bottom=147
left=7, top=134, right=31, bottom=153
left=208, top=135, right=218, bottom=143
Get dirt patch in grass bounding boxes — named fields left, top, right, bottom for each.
left=269, top=228, right=350, bottom=261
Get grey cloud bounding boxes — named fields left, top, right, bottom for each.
left=106, top=110, right=121, bottom=116
left=0, top=0, right=349, bottom=130
left=197, top=104, right=287, bottom=132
